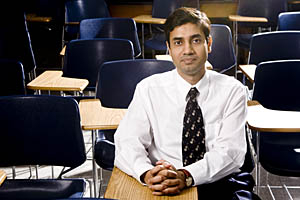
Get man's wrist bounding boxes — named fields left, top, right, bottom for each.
left=178, top=169, right=194, bottom=187
left=140, top=170, right=149, bottom=184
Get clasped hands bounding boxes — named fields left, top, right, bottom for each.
left=142, top=159, right=186, bottom=195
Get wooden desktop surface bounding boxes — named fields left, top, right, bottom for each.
left=27, top=70, right=89, bottom=92
left=105, top=167, right=198, bottom=200
left=228, top=15, right=268, bottom=23
left=26, top=14, right=52, bottom=23
left=111, top=2, right=237, bottom=18
left=79, top=99, right=127, bottom=130
left=238, top=64, right=256, bottom=83
left=247, top=101, right=300, bottom=132
left=133, top=14, right=166, bottom=24
left=155, top=55, right=213, bottom=70
left=0, top=170, right=6, bottom=186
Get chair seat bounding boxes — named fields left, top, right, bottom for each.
left=94, top=139, right=115, bottom=171
left=0, top=179, right=86, bottom=199
left=260, top=132, right=300, bottom=177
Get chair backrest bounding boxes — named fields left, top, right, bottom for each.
left=63, top=38, right=134, bottom=90
left=208, top=24, right=236, bottom=73
left=96, top=59, right=175, bottom=108
left=79, top=18, right=141, bottom=57
left=0, top=59, right=26, bottom=96
left=152, top=0, right=184, bottom=18
left=253, top=60, right=300, bottom=111
left=252, top=60, right=300, bottom=176
left=248, top=31, right=300, bottom=65
left=0, top=95, right=86, bottom=168
left=237, top=0, right=287, bottom=28
left=278, top=11, right=300, bottom=30
left=65, top=0, right=110, bottom=35
left=0, top=12, right=36, bottom=79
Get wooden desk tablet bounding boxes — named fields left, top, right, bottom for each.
left=79, top=99, right=127, bottom=130
left=26, top=14, right=52, bottom=23
left=228, top=15, right=267, bottom=77
left=0, top=170, right=6, bottom=186
left=79, top=99, right=126, bottom=197
left=238, top=64, right=256, bottom=84
left=247, top=101, right=300, bottom=132
left=27, top=70, right=89, bottom=92
left=155, top=55, right=213, bottom=70
left=105, top=167, right=198, bottom=200
left=133, top=15, right=166, bottom=24
left=60, top=45, right=66, bottom=56
left=133, top=14, right=166, bottom=58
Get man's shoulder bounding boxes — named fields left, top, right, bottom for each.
left=138, top=69, right=175, bottom=88
left=207, top=70, right=244, bottom=89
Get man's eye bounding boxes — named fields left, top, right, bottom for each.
left=174, top=41, right=182, bottom=45
left=193, top=38, right=201, bottom=43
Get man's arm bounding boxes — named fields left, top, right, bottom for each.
left=114, top=84, right=155, bottom=182
left=185, top=86, right=248, bottom=185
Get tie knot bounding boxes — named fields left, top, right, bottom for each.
left=187, top=87, right=199, bottom=101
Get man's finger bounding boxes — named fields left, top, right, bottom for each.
left=157, top=169, right=177, bottom=178
left=162, top=186, right=181, bottom=195
left=149, top=164, right=165, bottom=176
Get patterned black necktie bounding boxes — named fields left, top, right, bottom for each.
left=182, top=87, right=206, bottom=166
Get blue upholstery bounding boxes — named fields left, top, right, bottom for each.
left=94, top=139, right=115, bottom=171
left=252, top=60, right=300, bottom=176
left=208, top=24, right=236, bottom=74
left=0, top=59, right=26, bottom=96
left=278, top=11, right=300, bottom=30
left=248, top=31, right=300, bottom=65
left=144, top=0, right=184, bottom=54
left=236, top=0, right=287, bottom=49
left=64, top=0, right=110, bottom=42
left=0, top=11, right=36, bottom=82
left=63, top=38, right=134, bottom=91
left=94, top=59, right=175, bottom=171
left=0, top=95, right=87, bottom=199
left=80, top=18, right=141, bottom=58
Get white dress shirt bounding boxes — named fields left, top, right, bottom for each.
left=114, top=69, right=248, bottom=186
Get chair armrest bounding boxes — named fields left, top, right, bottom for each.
left=229, top=15, right=268, bottom=23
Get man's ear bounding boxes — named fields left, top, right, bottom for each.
left=207, top=36, right=213, bottom=53
left=166, top=41, right=170, bottom=52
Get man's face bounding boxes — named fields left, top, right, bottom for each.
left=167, top=22, right=212, bottom=83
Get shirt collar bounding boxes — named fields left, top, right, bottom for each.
left=175, top=69, right=210, bottom=103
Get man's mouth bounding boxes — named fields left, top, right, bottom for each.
left=181, top=57, right=196, bottom=64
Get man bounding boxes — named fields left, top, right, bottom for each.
left=114, top=7, right=259, bottom=199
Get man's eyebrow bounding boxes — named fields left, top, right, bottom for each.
left=190, top=34, right=202, bottom=39
left=171, top=34, right=203, bottom=41
left=172, top=37, right=183, bottom=41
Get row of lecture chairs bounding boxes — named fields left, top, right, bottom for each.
left=66, top=23, right=236, bottom=88
left=63, top=0, right=183, bottom=56
left=231, top=0, right=300, bottom=63
left=250, top=60, right=300, bottom=197
left=64, top=0, right=142, bottom=58
left=0, top=59, right=176, bottom=199
left=241, top=11, right=300, bottom=198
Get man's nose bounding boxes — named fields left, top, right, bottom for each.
left=183, top=42, right=194, bottom=55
